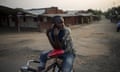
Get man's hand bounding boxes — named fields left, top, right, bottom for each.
left=54, top=28, right=59, bottom=36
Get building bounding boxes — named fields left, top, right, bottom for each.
left=39, top=11, right=97, bottom=31
left=0, top=6, right=100, bottom=32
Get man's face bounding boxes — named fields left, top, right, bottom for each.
left=55, top=23, right=64, bottom=29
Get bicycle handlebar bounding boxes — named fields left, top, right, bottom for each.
left=33, top=60, right=40, bottom=63
left=20, top=66, right=37, bottom=72
left=26, top=60, right=40, bottom=66
left=20, top=60, right=39, bottom=72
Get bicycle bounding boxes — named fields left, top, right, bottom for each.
left=20, top=49, right=75, bottom=72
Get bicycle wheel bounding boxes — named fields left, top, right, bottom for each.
left=53, top=67, right=75, bottom=72
left=71, top=68, right=75, bottom=72
left=53, top=65, right=61, bottom=72
left=20, top=66, right=37, bottom=72
left=18, top=70, right=21, bottom=72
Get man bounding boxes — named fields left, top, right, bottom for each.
left=117, top=21, right=120, bottom=32
left=38, top=16, right=75, bottom=72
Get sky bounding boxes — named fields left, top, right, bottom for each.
left=0, top=0, right=120, bottom=11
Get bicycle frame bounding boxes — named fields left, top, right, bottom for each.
left=44, top=57, right=62, bottom=72
left=20, top=60, right=39, bottom=72
left=20, top=57, right=62, bottom=72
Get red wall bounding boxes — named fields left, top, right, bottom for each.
left=45, top=7, right=64, bottom=14
left=64, top=16, right=78, bottom=25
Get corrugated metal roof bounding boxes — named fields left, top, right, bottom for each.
left=43, top=13, right=94, bottom=17
left=26, top=9, right=46, bottom=15
left=76, top=13, right=93, bottom=16
left=25, top=8, right=97, bottom=17
left=65, top=11, right=79, bottom=15
left=43, top=14, right=77, bottom=17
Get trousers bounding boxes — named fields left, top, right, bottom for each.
left=39, top=50, right=75, bottom=72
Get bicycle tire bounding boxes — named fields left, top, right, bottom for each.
left=20, top=67, right=37, bottom=72
left=53, top=65, right=75, bottom=72
left=71, top=68, right=75, bottom=72
left=48, top=64, right=75, bottom=72
left=53, top=65, right=61, bottom=72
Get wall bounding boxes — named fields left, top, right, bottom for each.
left=45, top=7, right=64, bottom=14
left=9, top=16, right=38, bottom=30
left=18, top=16, right=38, bottom=28
left=0, top=16, right=8, bottom=27
left=64, top=16, right=78, bottom=25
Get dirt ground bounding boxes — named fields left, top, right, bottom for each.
left=0, top=17, right=120, bottom=72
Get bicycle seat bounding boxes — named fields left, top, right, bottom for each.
left=48, top=49, right=64, bottom=57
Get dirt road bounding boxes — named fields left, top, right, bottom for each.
left=0, top=17, right=120, bottom=72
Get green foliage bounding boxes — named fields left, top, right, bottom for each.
left=87, top=9, right=103, bottom=15
left=105, top=6, right=120, bottom=23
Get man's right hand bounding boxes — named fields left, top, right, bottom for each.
left=53, top=28, right=59, bottom=36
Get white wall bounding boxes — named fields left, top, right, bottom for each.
left=19, top=16, right=38, bottom=28
left=9, top=16, right=38, bottom=28
left=9, top=17, right=15, bottom=27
